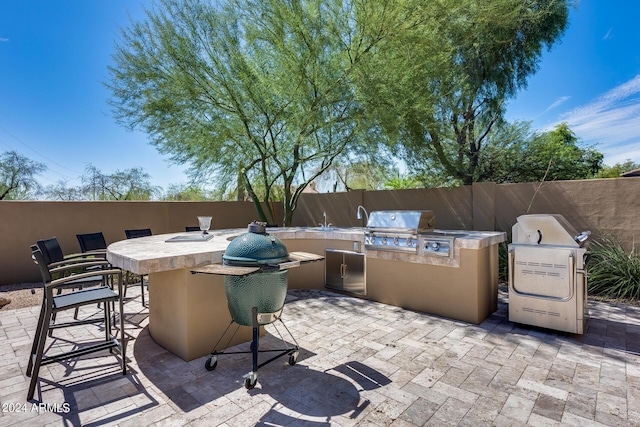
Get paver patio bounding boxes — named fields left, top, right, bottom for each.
left=1, top=286, right=639, bottom=426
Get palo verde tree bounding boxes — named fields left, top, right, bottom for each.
left=107, top=0, right=391, bottom=225
left=356, top=0, right=573, bottom=185
left=0, top=150, right=46, bottom=200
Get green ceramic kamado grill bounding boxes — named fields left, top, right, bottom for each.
left=191, top=221, right=323, bottom=390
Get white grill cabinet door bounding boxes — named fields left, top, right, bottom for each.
left=512, top=246, right=574, bottom=300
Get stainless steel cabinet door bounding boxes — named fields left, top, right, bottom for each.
left=324, top=249, right=366, bottom=295
left=343, top=252, right=365, bottom=294
left=325, top=249, right=345, bottom=291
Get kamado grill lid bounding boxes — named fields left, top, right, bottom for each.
left=223, top=221, right=290, bottom=266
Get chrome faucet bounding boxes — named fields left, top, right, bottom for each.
left=356, top=205, right=369, bottom=224
left=319, top=211, right=332, bottom=230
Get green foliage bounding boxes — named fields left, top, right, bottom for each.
left=588, top=237, right=640, bottom=303
left=163, top=183, right=211, bottom=201
left=596, top=160, right=640, bottom=178
left=107, top=0, right=386, bottom=224
left=356, top=0, right=572, bottom=185
left=383, top=172, right=422, bottom=190
left=319, top=161, right=391, bottom=191
left=80, top=165, right=160, bottom=200
left=44, top=166, right=162, bottom=201
left=521, top=123, right=603, bottom=181
left=106, top=0, right=577, bottom=204
left=498, top=241, right=509, bottom=283
left=476, top=121, right=603, bottom=183
left=44, top=180, right=85, bottom=200
left=0, top=150, right=46, bottom=200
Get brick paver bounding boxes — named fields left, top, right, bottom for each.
left=1, top=286, right=639, bottom=426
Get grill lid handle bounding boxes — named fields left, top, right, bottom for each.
left=574, top=230, right=591, bottom=245
left=247, top=221, right=267, bottom=234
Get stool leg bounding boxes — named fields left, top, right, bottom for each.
left=140, top=276, right=146, bottom=306
left=27, top=303, right=53, bottom=401
left=26, top=299, right=47, bottom=377
left=119, top=275, right=127, bottom=375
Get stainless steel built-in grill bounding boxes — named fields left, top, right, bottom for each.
left=364, top=210, right=434, bottom=253
left=363, top=210, right=458, bottom=257
left=508, top=214, right=591, bottom=334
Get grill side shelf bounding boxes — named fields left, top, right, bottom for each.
left=191, top=264, right=261, bottom=277
left=287, top=251, right=325, bottom=263
left=190, top=252, right=324, bottom=277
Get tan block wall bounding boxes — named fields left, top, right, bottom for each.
left=293, top=186, right=473, bottom=230
left=293, top=178, right=640, bottom=249
left=2, top=176, right=639, bottom=285
left=493, top=178, right=640, bottom=247
left=0, top=200, right=283, bottom=285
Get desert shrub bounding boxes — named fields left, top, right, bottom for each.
left=588, top=236, right=640, bottom=302
left=498, top=241, right=509, bottom=283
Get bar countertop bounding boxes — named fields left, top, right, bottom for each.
left=106, top=227, right=505, bottom=274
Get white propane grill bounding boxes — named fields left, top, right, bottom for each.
left=508, top=214, right=591, bottom=334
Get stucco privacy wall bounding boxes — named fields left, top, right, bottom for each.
left=0, top=201, right=283, bottom=285
left=292, top=178, right=640, bottom=248
left=1, top=177, right=639, bottom=285
left=292, top=186, right=474, bottom=230
left=493, top=178, right=640, bottom=246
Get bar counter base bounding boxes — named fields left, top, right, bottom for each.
left=148, top=268, right=258, bottom=362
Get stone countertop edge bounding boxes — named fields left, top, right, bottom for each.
left=107, top=227, right=506, bottom=275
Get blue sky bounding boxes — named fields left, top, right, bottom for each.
left=505, top=0, right=640, bottom=166
left=0, top=1, right=188, bottom=191
left=1, top=1, right=639, bottom=195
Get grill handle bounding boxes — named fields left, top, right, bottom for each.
left=569, top=253, right=576, bottom=298
left=508, top=249, right=514, bottom=294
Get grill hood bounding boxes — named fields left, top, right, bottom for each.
left=366, top=210, right=435, bottom=234
left=512, top=214, right=591, bottom=247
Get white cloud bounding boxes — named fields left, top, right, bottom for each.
left=0, top=37, right=9, bottom=42
left=603, top=28, right=614, bottom=40
left=542, top=96, right=570, bottom=114
left=556, top=75, right=640, bottom=164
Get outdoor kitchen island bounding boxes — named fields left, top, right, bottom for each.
left=107, top=226, right=505, bottom=361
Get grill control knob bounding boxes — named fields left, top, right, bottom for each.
left=407, top=238, right=413, bottom=246
left=394, top=237, right=399, bottom=245
left=430, top=242, right=440, bottom=251
left=381, top=237, right=387, bottom=245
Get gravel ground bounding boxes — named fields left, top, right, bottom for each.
left=0, top=283, right=42, bottom=310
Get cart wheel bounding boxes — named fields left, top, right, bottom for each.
left=244, top=377, right=257, bottom=390
left=205, top=355, right=218, bottom=371
left=288, top=354, right=297, bottom=366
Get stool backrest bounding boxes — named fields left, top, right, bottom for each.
left=76, top=232, right=107, bottom=252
